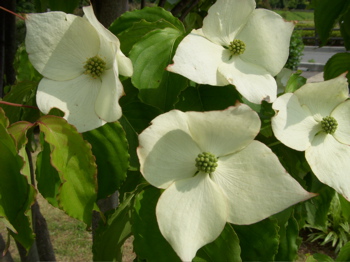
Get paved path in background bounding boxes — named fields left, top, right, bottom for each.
left=298, top=46, right=348, bottom=82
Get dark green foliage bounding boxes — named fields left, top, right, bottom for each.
left=285, top=30, right=304, bottom=70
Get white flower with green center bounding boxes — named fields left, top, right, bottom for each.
left=25, top=6, right=133, bottom=132
left=137, top=104, right=314, bottom=261
left=272, top=74, right=350, bottom=200
left=167, top=0, right=293, bottom=104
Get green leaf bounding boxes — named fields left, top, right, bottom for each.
left=306, top=253, right=334, bottom=262
left=132, top=186, right=181, bottom=261
left=93, top=191, right=135, bottom=261
left=324, top=53, right=350, bottom=84
left=130, top=27, right=187, bottom=111
left=118, top=19, right=181, bottom=55
left=194, top=224, right=241, bottom=262
left=7, top=121, right=34, bottom=152
left=13, top=45, right=42, bottom=82
left=314, top=0, right=350, bottom=46
left=232, top=218, right=279, bottom=261
left=119, top=80, right=162, bottom=170
left=284, top=71, right=307, bottom=93
left=273, top=208, right=301, bottom=261
left=336, top=241, right=350, bottom=261
left=120, top=79, right=162, bottom=134
left=304, top=175, right=336, bottom=231
left=175, top=85, right=241, bottom=112
left=37, top=115, right=98, bottom=225
left=340, top=10, right=350, bottom=50
left=339, top=194, right=350, bottom=222
left=0, top=108, right=35, bottom=250
left=109, top=6, right=185, bottom=35
left=0, top=81, right=40, bottom=124
left=83, top=122, right=129, bottom=200
left=36, top=136, right=60, bottom=207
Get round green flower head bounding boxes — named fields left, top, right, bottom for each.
left=195, top=152, right=218, bottom=173
left=228, top=39, right=246, bottom=55
left=321, top=116, right=338, bottom=134
left=84, top=55, right=106, bottom=79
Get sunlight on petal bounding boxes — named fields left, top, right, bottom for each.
left=156, top=174, right=227, bottom=261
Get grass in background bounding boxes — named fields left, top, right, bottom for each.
left=273, top=10, right=314, bottom=22
left=0, top=194, right=92, bottom=261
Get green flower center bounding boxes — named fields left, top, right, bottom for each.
left=321, top=116, right=338, bottom=134
left=84, top=55, right=106, bottom=79
left=228, top=39, right=246, bottom=55
left=195, top=152, right=218, bottom=173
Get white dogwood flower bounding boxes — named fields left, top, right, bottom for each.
left=25, top=6, right=133, bottom=132
left=137, top=104, right=314, bottom=261
left=272, top=74, right=350, bottom=200
left=167, top=0, right=293, bottom=104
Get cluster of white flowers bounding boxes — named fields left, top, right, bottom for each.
left=25, top=0, right=349, bottom=261
left=25, top=6, right=133, bottom=132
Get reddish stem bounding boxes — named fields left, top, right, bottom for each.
left=0, top=101, right=38, bottom=110
left=0, top=6, right=25, bottom=20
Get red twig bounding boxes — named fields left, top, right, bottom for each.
left=0, top=101, right=39, bottom=110
left=0, top=6, right=25, bottom=20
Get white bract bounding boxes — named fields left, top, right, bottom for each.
left=25, top=6, right=133, bottom=132
left=137, top=104, right=314, bottom=261
left=167, top=0, right=293, bottom=104
left=272, top=74, right=350, bottom=200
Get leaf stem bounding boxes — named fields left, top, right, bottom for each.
left=0, top=6, right=25, bottom=20
left=0, top=101, right=39, bottom=110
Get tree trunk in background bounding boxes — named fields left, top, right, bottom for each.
left=0, top=234, right=14, bottom=262
left=0, top=0, right=16, bottom=98
left=91, top=0, right=129, bottom=28
left=32, top=202, right=56, bottom=261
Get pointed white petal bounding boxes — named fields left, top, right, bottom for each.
left=95, top=67, right=123, bottom=122
left=83, top=5, right=133, bottom=76
left=186, top=104, right=260, bottom=156
left=294, top=74, right=349, bottom=118
left=237, top=9, right=294, bottom=76
left=167, top=30, right=229, bottom=86
left=156, top=174, right=227, bottom=261
left=36, top=75, right=105, bottom=132
left=116, top=49, right=133, bottom=77
left=137, top=110, right=201, bottom=188
left=212, top=140, right=315, bottom=225
left=25, top=12, right=99, bottom=81
left=272, top=93, right=320, bottom=151
left=83, top=6, right=117, bottom=68
left=306, top=133, right=350, bottom=201
left=218, top=58, right=277, bottom=104
left=202, top=0, right=255, bottom=46
left=332, top=100, right=350, bottom=145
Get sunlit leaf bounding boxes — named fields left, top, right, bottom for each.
left=37, top=115, right=98, bottom=225
left=109, top=6, right=185, bottom=35
left=285, top=71, right=307, bottom=93
left=130, top=27, right=187, bottom=111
